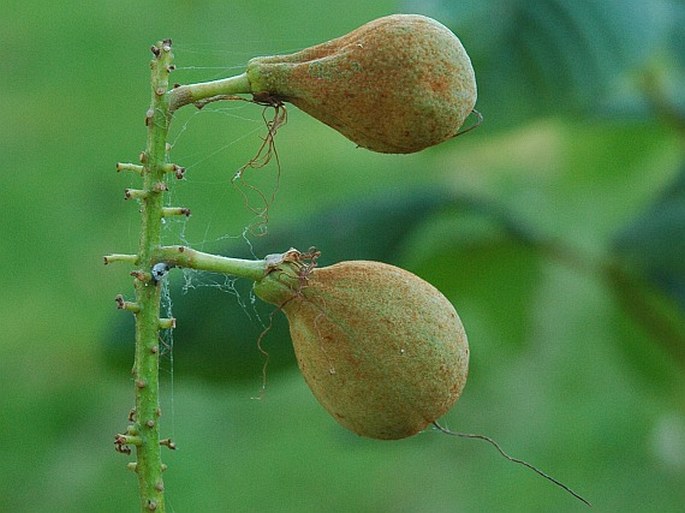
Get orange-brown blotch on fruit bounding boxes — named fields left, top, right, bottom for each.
left=246, top=14, right=477, bottom=154
left=254, top=251, right=469, bottom=440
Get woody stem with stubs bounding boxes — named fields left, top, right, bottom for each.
left=110, top=39, right=176, bottom=513
left=107, top=40, right=279, bottom=513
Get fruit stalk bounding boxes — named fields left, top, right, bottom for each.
left=153, top=245, right=267, bottom=281
left=168, top=73, right=252, bottom=112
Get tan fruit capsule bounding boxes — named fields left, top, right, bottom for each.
left=246, top=14, right=477, bottom=154
left=254, top=252, right=469, bottom=440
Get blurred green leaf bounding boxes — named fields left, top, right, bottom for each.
left=609, top=165, right=685, bottom=371
left=407, top=227, right=543, bottom=385
left=406, top=0, right=681, bottom=125
left=613, top=165, right=685, bottom=309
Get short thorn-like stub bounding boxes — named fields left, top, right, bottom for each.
left=115, top=294, right=141, bottom=313
left=116, top=162, right=144, bottom=174
left=152, top=182, right=169, bottom=193
left=161, top=207, right=191, bottom=217
left=115, top=294, right=125, bottom=309
left=158, top=317, right=176, bottom=330
left=114, top=433, right=142, bottom=454
left=130, top=270, right=152, bottom=283
left=104, top=254, right=138, bottom=265
left=125, top=188, right=148, bottom=201
left=162, top=163, right=186, bottom=179
left=160, top=438, right=176, bottom=450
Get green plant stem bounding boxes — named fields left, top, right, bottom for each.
left=154, top=245, right=267, bottom=281
left=112, top=43, right=274, bottom=513
left=128, top=39, right=175, bottom=513
left=168, top=72, right=252, bottom=112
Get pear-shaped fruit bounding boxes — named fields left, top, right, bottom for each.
left=246, top=14, right=477, bottom=154
left=254, top=252, right=469, bottom=440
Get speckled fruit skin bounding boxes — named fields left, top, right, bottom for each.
left=246, top=14, right=477, bottom=154
left=254, top=259, right=469, bottom=440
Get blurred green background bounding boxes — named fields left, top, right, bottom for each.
left=2, top=0, right=685, bottom=511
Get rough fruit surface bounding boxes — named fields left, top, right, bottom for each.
left=254, top=256, right=469, bottom=440
left=246, top=14, right=477, bottom=154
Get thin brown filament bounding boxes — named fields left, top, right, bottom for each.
left=231, top=100, right=286, bottom=236
left=252, top=308, right=278, bottom=400
left=452, top=108, right=483, bottom=138
left=432, top=422, right=591, bottom=507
